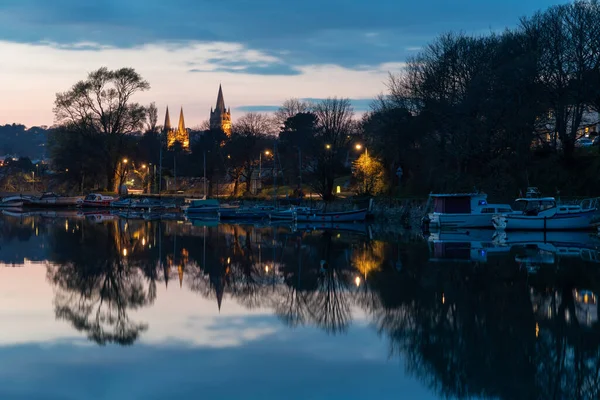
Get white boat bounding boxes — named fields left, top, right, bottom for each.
left=492, top=197, right=599, bottom=231
left=0, top=195, right=32, bottom=208
left=185, top=199, right=220, bottom=215
left=426, top=193, right=513, bottom=229
left=29, top=192, right=82, bottom=207
left=78, top=193, right=118, bottom=208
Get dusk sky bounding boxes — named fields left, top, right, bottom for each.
left=0, top=0, right=562, bottom=128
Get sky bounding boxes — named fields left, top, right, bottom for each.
left=0, top=0, right=563, bottom=128
left=0, top=265, right=440, bottom=400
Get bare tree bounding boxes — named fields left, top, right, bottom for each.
left=309, top=97, right=354, bottom=200
left=54, top=67, right=150, bottom=190
left=233, top=112, right=277, bottom=136
left=274, top=98, right=313, bottom=127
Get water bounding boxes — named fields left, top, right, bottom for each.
left=0, top=212, right=599, bottom=399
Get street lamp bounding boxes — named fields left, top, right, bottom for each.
left=325, top=144, right=332, bottom=150
left=259, top=150, right=271, bottom=192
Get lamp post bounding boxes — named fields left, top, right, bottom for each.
left=259, top=150, right=270, bottom=192
left=355, top=143, right=368, bottom=194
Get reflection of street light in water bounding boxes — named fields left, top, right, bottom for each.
left=123, top=248, right=128, bottom=257
left=265, top=265, right=269, bottom=273
left=355, top=276, right=361, bottom=287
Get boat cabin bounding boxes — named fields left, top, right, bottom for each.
left=84, top=193, right=115, bottom=202
left=189, top=199, right=219, bottom=208
left=513, top=197, right=556, bottom=215
left=430, top=193, right=489, bottom=214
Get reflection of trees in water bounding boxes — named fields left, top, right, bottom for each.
left=47, top=220, right=152, bottom=345
left=36, top=213, right=600, bottom=398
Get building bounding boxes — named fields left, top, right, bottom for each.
left=209, top=84, right=232, bottom=136
left=164, top=106, right=190, bottom=151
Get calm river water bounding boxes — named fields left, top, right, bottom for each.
left=0, top=210, right=598, bottom=399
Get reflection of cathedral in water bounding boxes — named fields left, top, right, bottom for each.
left=4, top=212, right=600, bottom=398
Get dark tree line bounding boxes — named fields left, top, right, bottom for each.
left=361, top=0, right=600, bottom=197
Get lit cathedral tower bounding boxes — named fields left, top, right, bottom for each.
left=209, top=84, right=232, bottom=136
left=164, top=106, right=190, bottom=151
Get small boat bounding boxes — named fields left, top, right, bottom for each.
left=78, top=193, right=118, bottom=208
left=492, top=196, right=599, bottom=231
left=185, top=199, right=220, bottom=215
left=424, top=192, right=513, bottom=229
left=0, top=195, right=32, bottom=208
left=294, top=208, right=368, bottom=222
left=270, top=206, right=320, bottom=220
left=219, top=205, right=274, bottom=220
left=29, top=192, right=82, bottom=207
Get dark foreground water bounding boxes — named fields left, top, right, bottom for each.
left=0, top=211, right=599, bottom=399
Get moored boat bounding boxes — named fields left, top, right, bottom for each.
left=185, top=199, right=220, bottom=215
left=0, top=195, right=32, bottom=208
left=492, top=196, right=599, bottom=231
left=269, top=206, right=320, bottom=220
left=29, top=192, right=82, bottom=207
left=78, top=193, right=118, bottom=208
left=294, top=208, right=368, bottom=223
left=424, top=193, right=513, bottom=229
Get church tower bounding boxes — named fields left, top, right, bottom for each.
left=165, top=106, right=190, bottom=151
left=209, top=84, right=232, bottom=136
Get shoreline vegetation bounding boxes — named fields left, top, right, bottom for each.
left=2, top=1, right=600, bottom=204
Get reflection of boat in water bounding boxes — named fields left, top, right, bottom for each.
left=427, top=229, right=510, bottom=262
left=2, top=209, right=83, bottom=219
left=271, top=221, right=372, bottom=236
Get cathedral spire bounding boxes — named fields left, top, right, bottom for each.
left=215, top=84, right=226, bottom=111
left=163, top=106, right=172, bottom=133
left=178, top=107, right=186, bottom=133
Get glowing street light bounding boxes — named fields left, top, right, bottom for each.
left=355, top=143, right=362, bottom=150
left=325, top=144, right=332, bottom=150
left=123, top=158, right=128, bottom=164
left=264, top=150, right=271, bottom=156
left=141, top=164, right=147, bottom=169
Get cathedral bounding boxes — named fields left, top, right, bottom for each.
left=162, top=85, right=232, bottom=150
left=164, top=106, right=190, bottom=151
left=209, top=84, right=232, bottom=136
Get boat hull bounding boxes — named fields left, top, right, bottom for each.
left=29, top=198, right=81, bottom=207
left=294, top=209, right=368, bottom=223
left=493, top=210, right=597, bottom=231
left=428, top=213, right=494, bottom=229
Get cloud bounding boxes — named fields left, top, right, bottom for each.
left=0, top=41, right=394, bottom=126
left=0, top=0, right=564, bottom=70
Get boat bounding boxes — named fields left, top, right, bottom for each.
left=293, top=208, right=368, bottom=222
left=424, top=193, right=513, bottom=229
left=219, top=204, right=275, bottom=220
left=269, top=206, right=320, bottom=220
left=29, top=192, right=82, bottom=207
left=78, top=193, right=118, bottom=208
left=492, top=196, right=599, bottom=231
left=185, top=199, right=220, bottom=215
left=0, top=195, right=32, bottom=208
